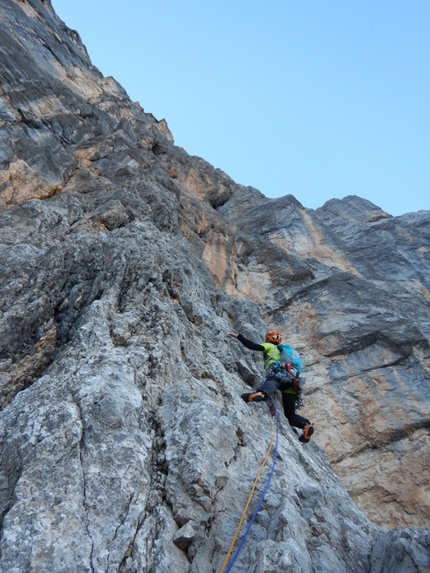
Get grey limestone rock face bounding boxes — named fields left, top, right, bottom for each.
left=0, top=1, right=429, bottom=572
left=370, top=529, right=430, bottom=573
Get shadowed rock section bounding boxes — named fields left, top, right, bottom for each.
left=0, top=1, right=429, bottom=571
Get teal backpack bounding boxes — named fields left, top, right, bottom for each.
left=274, top=344, right=305, bottom=401
left=277, top=344, right=302, bottom=373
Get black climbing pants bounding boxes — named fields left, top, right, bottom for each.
left=257, top=374, right=310, bottom=429
left=281, top=392, right=310, bottom=429
left=257, top=373, right=279, bottom=396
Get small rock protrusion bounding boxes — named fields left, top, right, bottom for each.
left=173, top=522, right=196, bottom=550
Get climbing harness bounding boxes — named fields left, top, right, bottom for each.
left=219, top=402, right=279, bottom=573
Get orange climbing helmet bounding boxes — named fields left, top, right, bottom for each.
left=265, top=330, right=282, bottom=344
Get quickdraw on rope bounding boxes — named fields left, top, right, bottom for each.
left=219, top=401, right=279, bottom=573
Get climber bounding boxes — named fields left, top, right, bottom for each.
left=227, top=330, right=314, bottom=443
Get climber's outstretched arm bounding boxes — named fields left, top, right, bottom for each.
left=227, top=333, right=265, bottom=352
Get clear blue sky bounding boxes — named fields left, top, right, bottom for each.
left=51, top=0, right=429, bottom=216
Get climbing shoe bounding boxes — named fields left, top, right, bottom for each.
left=299, top=423, right=314, bottom=443
left=241, top=391, right=265, bottom=403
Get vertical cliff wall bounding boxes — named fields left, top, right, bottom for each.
left=0, top=1, right=429, bottom=572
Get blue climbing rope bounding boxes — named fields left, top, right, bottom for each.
left=223, top=401, right=279, bottom=573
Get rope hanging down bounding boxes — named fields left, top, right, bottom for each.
left=219, top=402, right=279, bottom=573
